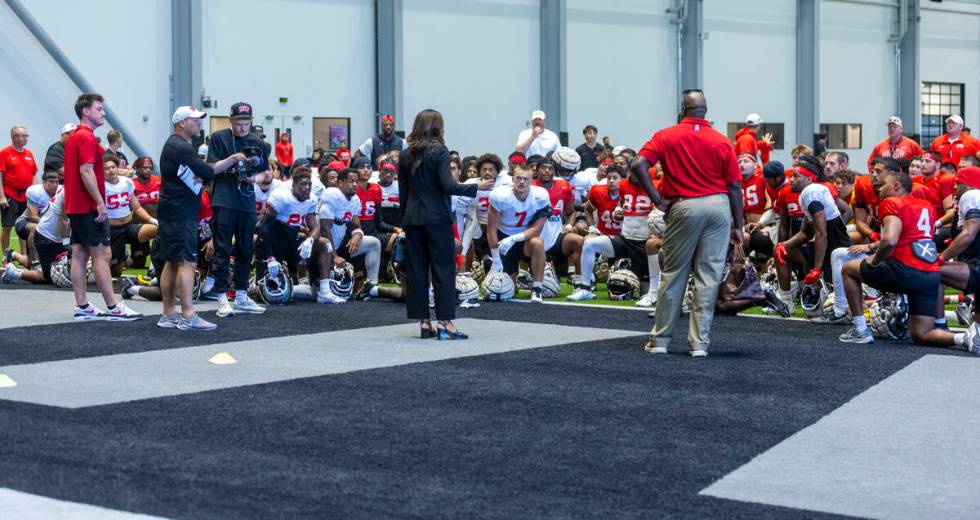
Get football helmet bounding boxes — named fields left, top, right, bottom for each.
left=328, top=262, right=355, bottom=300
left=541, top=264, right=560, bottom=298
left=482, top=271, right=515, bottom=301
left=821, top=292, right=848, bottom=318
left=553, top=146, right=581, bottom=175
left=455, top=272, right=480, bottom=304
left=647, top=208, right=667, bottom=237
left=593, top=257, right=610, bottom=284
left=50, top=253, right=72, bottom=289
left=516, top=268, right=533, bottom=291
left=956, top=295, right=974, bottom=327
left=607, top=269, right=640, bottom=301
left=868, top=293, right=910, bottom=340
left=192, top=270, right=203, bottom=301
left=800, top=282, right=829, bottom=319
left=471, top=258, right=488, bottom=285
left=252, top=270, right=293, bottom=305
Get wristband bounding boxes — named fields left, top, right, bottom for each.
left=510, top=232, right=526, bottom=243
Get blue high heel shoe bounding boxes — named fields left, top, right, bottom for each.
left=436, top=321, right=468, bottom=340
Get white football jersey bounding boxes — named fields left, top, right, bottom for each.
left=255, top=179, right=282, bottom=213
left=465, top=175, right=513, bottom=225
left=380, top=181, right=399, bottom=208
left=490, top=185, right=551, bottom=236
left=25, top=184, right=54, bottom=215
left=958, top=189, right=980, bottom=220
left=318, top=187, right=362, bottom=249
left=36, top=187, right=65, bottom=243
left=799, top=182, right=840, bottom=222
left=266, top=188, right=316, bottom=227
left=104, top=177, right=135, bottom=219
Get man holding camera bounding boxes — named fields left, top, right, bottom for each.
left=203, top=102, right=269, bottom=316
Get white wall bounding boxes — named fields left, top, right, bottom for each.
left=201, top=0, right=375, bottom=160
left=0, top=0, right=171, bottom=166
left=402, top=0, right=539, bottom=158
left=820, top=0, right=897, bottom=172
left=920, top=0, right=980, bottom=132
left=703, top=0, right=797, bottom=165
left=566, top=0, right=675, bottom=152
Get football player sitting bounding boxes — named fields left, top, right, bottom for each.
left=487, top=164, right=551, bottom=302
left=318, top=168, right=382, bottom=303
left=104, top=155, right=158, bottom=277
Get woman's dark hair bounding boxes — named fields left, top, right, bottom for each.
left=406, top=109, right=445, bottom=174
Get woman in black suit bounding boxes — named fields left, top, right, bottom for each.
left=399, top=109, right=491, bottom=340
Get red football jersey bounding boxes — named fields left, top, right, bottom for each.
left=741, top=169, right=767, bottom=215
left=878, top=196, right=939, bottom=272
left=618, top=178, right=653, bottom=217
left=910, top=182, right=941, bottom=209
left=356, top=182, right=383, bottom=221
left=133, top=176, right=161, bottom=206
left=533, top=178, right=574, bottom=217
left=775, top=184, right=804, bottom=218
left=588, top=184, right=622, bottom=236
left=911, top=173, right=954, bottom=215
left=852, top=176, right=882, bottom=225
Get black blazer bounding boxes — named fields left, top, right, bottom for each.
left=398, top=143, right=477, bottom=226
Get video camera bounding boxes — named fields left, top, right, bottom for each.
left=236, top=145, right=263, bottom=180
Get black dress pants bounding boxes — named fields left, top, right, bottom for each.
left=404, top=222, right=456, bottom=321
left=211, top=206, right=256, bottom=292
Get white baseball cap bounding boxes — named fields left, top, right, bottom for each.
left=745, top=113, right=762, bottom=126
left=172, top=106, right=207, bottom=124
left=887, top=116, right=903, bottom=126
left=61, top=123, right=76, bottom=134
left=531, top=110, right=546, bottom=121
left=946, top=114, right=965, bottom=126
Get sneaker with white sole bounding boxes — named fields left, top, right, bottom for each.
left=216, top=300, right=235, bottom=317
left=233, top=294, right=266, bottom=314
left=105, top=302, right=143, bottom=321
left=2, top=263, right=20, bottom=284
left=812, top=312, right=850, bottom=325
left=839, top=326, right=874, bottom=344
left=530, top=287, right=543, bottom=303
left=120, top=276, right=136, bottom=300
left=567, top=287, right=595, bottom=301
left=644, top=340, right=667, bottom=354
left=689, top=348, right=708, bottom=358
left=317, top=291, right=347, bottom=304
left=965, top=323, right=980, bottom=355
left=157, top=313, right=180, bottom=328
left=73, top=304, right=105, bottom=321
left=177, top=313, right=217, bottom=331
left=635, top=293, right=657, bottom=308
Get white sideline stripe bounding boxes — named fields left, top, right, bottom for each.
left=0, top=488, right=165, bottom=519
left=0, top=319, right=641, bottom=408
left=0, top=290, right=216, bottom=329
left=701, top=355, right=980, bottom=519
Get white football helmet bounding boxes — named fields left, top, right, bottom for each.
left=482, top=271, right=515, bottom=301
left=455, top=272, right=480, bottom=304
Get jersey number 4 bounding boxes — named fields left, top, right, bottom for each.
left=916, top=208, right=932, bottom=236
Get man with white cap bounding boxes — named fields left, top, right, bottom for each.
left=930, top=115, right=980, bottom=168
left=44, top=123, right=76, bottom=174
left=734, top=113, right=773, bottom=164
left=156, top=106, right=244, bottom=331
left=515, top=110, right=560, bottom=158
left=866, top=116, right=923, bottom=171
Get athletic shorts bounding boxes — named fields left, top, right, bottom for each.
left=110, top=222, right=144, bottom=265
left=610, top=235, right=649, bottom=279
left=860, top=258, right=940, bottom=317
left=337, top=232, right=367, bottom=275
left=497, top=230, right=528, bottom=275
left=34, top=232, right=65, bottom=283
left=14, top=216, right=31, bottom=241
left=68, top=212, right=110, bottom=247
left=156, top=218, right=198, bottom=263
left=0, top=198, right=25, bottom=227
left=799, top=217, right=851, bottom=283
left=545, top=232, right=569, bottom=266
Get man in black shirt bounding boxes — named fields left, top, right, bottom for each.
left=158, top=106, right=242, bottom=331
left=574, top=124, right=603, bottom=170
left=203, top=102, right=270, bottom=317
left=355, top=114, right=407, bottom=167
left=43, top=123, right=75, bottom=174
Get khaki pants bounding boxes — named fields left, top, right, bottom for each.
left=652, top=194, right=732, bottom=351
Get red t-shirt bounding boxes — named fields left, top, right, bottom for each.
left=911, top=173, right=955, bottom=216
left=356, top=182, right=383, bottom=221
left=533, top=178, right=574, bottom=218
left=866, top=136, right=924, bottom=170
left=133, top=175, right=162, bottom=206
left=63, top=125, right=105, bottom=214
left=930, top=133, right=980, bottom=166
left=587, top=184, right=622, bottom=236
left=0, top=146, right=38, bottom=202
left=276, top=141, right=294, bottom=168
left=878, top=196, right=939, bottom=272
left=636, top=117, right=740, bottom=199
left=775, top=184, right=804, bottom=218
left=852, top=175, right=882, bottom=225
left=741, top=168, right=767, bottom=215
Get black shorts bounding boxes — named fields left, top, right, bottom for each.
left=110, top=222, right=144, bottom=265
left=546, top=232, right=569, bottom=265
left=800, top=217, right=851, bottom=283
left=860, top=258, right=940, bottom=317
left=156, top=218, right=198, bottom=263
left=496, top=230, right=529, bottom=275
left=1, top=198, right=26, bottom=227
left=610, top=235, right=650, bottom=279
left=337, top=232, right=367, bottom=274
left=259, top=221, right=301, bottom=268
left=14, top=216, right=31, bottom=241
left=34, top=233, right=65, bottom=283
left=68, top=212, right=110, bottom=247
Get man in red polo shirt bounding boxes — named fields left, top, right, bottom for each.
left=630, top=90, right=742, bottom=357
left=931, top=115, right=980, bottom=167
left=0, top=125, right=38, bottom=253
left=866, top=116, right=923, bottom=171
left=63, top=93, right=142, bottom=321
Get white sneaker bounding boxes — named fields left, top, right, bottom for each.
left=567, top=288, right=595, bottom=301
left=73, top=304, right=105, bottom=321
left=635, top=293, right=657, bottom=308
left=216, top=300, right=234, bottom=318
left=177, top=313, right=217, bottom=331
left=105, top=302, right=143, bottom=321
left=2, top=263, right=20, bottom=284
left=689, top=348, right=708, bottom=358
left=644, top=343, right=667, bottom=354
left=233, top=294, right=266, bottom=314
left=317, top=291, right=347, bottom=304
left=530, top=287, right=543, bottom=303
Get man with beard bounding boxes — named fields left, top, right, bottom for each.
left=355, top=114, right=407, bottom=167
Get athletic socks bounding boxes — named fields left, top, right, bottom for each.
left=954, top=333, right=967, bottom=348
left=235, top=290, right=248, bottom=301
left=854, top=315, right=868, bottom=333
left=125, top=285, right=140, bottom=297
left=369, top=285, right=380, bottom=297
left=646, top=254, right=660, bottom=296
left=935, top=317, right=947, bottom=326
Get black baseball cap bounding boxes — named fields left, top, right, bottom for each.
left=230, top=102, right=254, bottom=120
